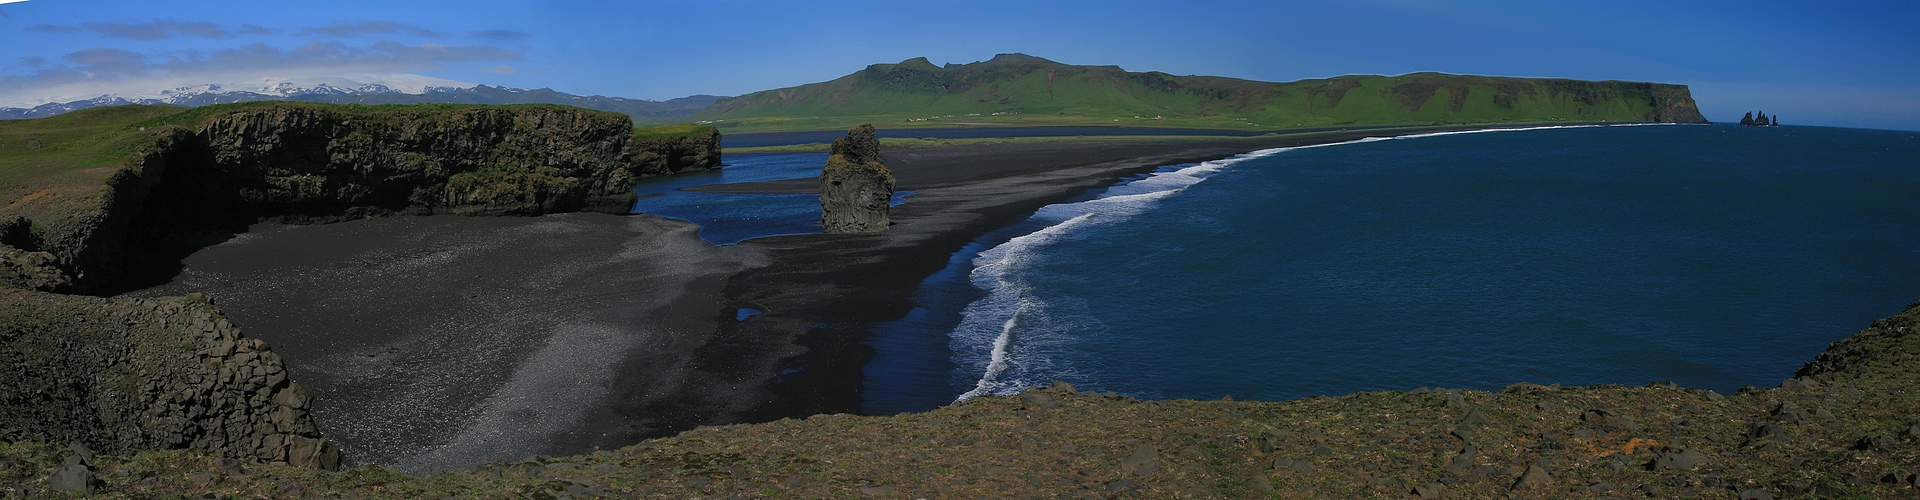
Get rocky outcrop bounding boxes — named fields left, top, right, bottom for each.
left=0, top=102, right=721, bottom=294
left=818, top=124, right=894, bottom=233
left=0, top=290, right=340, bottom=470
left=0, top=102, right=726, bottom=473
left=631, top=126, right=722, bottom=177
left=0, top=216, right=69, bottom=291
left=1740, top=111, right=1781, bottom=127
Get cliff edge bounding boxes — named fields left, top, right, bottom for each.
left=0, top=102, right=722, bottom=476
left=0, top=102, right=720, bottom=294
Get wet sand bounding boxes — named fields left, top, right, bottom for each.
left=123, top=123, right=1554, bottom=473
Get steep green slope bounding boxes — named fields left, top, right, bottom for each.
left=696, top=53, right=1708, bottom=132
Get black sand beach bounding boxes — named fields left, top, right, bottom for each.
left=122, top=124, right=1575, bottom=472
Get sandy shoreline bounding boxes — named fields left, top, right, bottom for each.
left=124, top=213, right=766, bottom=472
left=123, top=122, right=1588, bottom=472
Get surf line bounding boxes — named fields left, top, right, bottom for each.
left=948, top=123, right=1665, bottom=401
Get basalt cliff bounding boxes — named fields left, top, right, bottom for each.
left=1, top=102, right=719, bottom=294
left=0, top=102, right=721, bottom=477
left=818, top=124, right=894, bottom=233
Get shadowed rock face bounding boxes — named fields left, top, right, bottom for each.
left=819, top=124, right=894, bottom=233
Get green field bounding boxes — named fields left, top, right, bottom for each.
left=724, top=134, right=1263, bottom=154
left=689, top=54, right=1707, bottom=133
left=0, top=105, right=184, bottom=187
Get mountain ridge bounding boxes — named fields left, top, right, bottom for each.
left=0, top=81, right=724, bottom=122
left=696, top=53, right=1709, bottom=132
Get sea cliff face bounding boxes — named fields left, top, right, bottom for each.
left=0, top=102, right=721, bottom=472
left=0, top=102, right=720, bottom=294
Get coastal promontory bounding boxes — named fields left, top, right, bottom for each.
left=0, top=102, right=722, bottom=475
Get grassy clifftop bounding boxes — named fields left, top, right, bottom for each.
left=695, top=53, right=1708, bottom=133
left=3, top=301, right=1915, bottom=497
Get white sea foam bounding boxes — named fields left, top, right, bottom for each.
left=950, top=152, right=1279, bottom=401
left=947, top=123, right=1670, bottom=400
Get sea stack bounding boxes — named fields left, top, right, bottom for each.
left=819, top=124, right=895, bottom=233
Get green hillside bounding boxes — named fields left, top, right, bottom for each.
left=694, top=53, right=1708, bottom=133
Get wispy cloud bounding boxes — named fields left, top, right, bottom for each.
left=470, top=30, right=529, bottom=41
left=300, top=21, right=443, bottom=38
left=8, top=18, right=531, bottom=106
left=24, top=24, right=81, bottom=34
left=25, top=19, right=512, bottom=41
left=28, top=19, right=260, bottom=40
left=1, top=40, right=519, bottom=105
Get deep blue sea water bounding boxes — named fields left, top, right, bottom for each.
left=860, top=124, right=1920, bottom=415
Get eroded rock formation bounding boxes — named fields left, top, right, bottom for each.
left=819, top=124, right=894, bottom=233
left=0, top=290, right=340, bottom=469
left=0, top=102, right=721, bottom=294
left=0, top=102, right=723, bottom=471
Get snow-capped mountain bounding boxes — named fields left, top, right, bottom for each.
left=0, top=74, right=476, bottom=119
left=0, top=74, right=722, bottom=121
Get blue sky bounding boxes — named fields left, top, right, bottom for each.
left=3, top=0, right=1917, bottom=130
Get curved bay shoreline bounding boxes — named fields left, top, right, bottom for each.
left=119, top=123, right=1596, bottom=472
left=23, top=121, right=1914, bottom=498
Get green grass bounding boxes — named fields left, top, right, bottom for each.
left=723, top=134, right=1261, bottom=154
left=690, top=55, right=1702, bottom=134
left=0, top=105, right=188, bottom=187
left=0, top=102, right=642, bottom=188
left=630, top=124, right=715, bottom=141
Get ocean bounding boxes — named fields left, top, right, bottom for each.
left=850, top=124, right=1920, bottom=414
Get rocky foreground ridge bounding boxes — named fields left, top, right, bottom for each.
left=0, top=102, right=720, bottom=480
left=1, top=290, right=341, bottom=477
left=2, top=301, right=1915, bottom=497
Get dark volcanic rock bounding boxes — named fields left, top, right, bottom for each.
left=47, top=462, right=93, bottom=494
left=1511, top=464, right=1552, bottom=490
left=1651, top=449, right=1707, bottom=471
left=819, top=124, right=894, bottom=234
left=1, top=102, right=721, bottom=294
left=0, top=289, right=341, bottom=469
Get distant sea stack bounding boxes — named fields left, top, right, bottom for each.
left=819, top=124, right=894, bottom=233
left=1739, top=111, right=1781, bottom=127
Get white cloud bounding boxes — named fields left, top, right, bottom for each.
left=300, top=21, right=443, bottom=38
left=28, top=19, right=260, bottom=40
left=0, top=40, right=519, bottom=106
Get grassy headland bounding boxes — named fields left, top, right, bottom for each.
left=685, top=53, right=1708, bottom=134
left=0, top=103, right=713, bottom=209
left=4, top=300, right=1915, bottom=498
